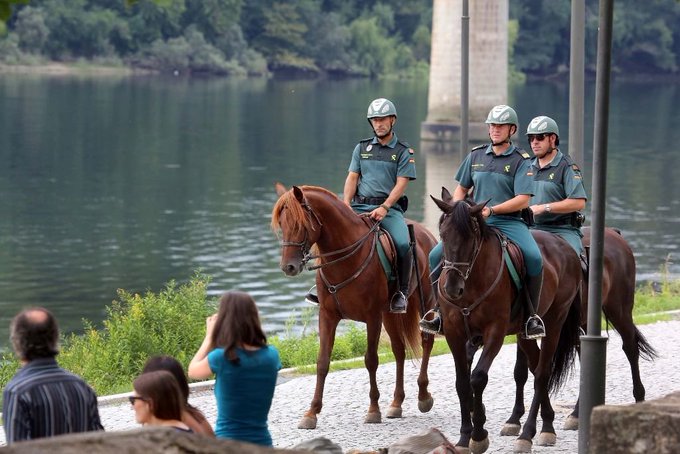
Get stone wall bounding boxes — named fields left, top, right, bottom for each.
left=589, top=391, right=680, bottom=453
left=0, top=427, right=310, bottom=454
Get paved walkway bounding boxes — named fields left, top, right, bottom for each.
left=2, top=320, right=679, bottom=452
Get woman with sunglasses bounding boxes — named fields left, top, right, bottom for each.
left=420, top=105, right=545, bottom=340
left=142, top=355, right=215, bottom=437
left=188, top=291, right=281, bottom=447
left=130, top=370, right=192, bottom=432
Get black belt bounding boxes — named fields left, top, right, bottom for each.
left=351, top=196, right=387, bottom=205
left=538, top=219, right=572, bottom=227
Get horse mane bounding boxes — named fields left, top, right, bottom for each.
left=442, top=200, right=492, bottom=241
left=270, top=185, right=342, bottom=238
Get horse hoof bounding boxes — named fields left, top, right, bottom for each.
left=469, top=437, right=489, bottom=454
left=537, top=432, right=556, bottom=446
left=297, top=415, right=317, bottom=430
left=513, top=438, right=532, bottom=453
left=500, top=423, right=521, bottom=436
left=563, top=415, right=579, bottom=430
left=364, top=411, right=381, bottom=424
left=418, top=395, right=434, bottom=413
left=386, top=406, right=402, bottom=418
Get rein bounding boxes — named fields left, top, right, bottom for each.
left=439, top=225, right=507, bottom=342
left=280, top=196, right=382, bottom=318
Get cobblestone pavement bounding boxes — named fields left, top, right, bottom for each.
left=2, top=320, right=679, bottom=452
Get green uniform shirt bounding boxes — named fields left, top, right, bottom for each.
left=348, top=134, right=416, bottom=198
left=455, top=143, right=534, bottom=216
left=531, top=150, right=587, bottom=225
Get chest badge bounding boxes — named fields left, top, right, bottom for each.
left=504, top=165, right=510, bottom=172
left=549, top=173, right=555, bottom=180
left=392, top=154, right=397, bottom=161
left=366, top=144, right=373, bottom=151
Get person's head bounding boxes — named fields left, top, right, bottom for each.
left=131, top=370, right=183, bottom=425
left=10, top=307, right=59, bottom=362
left=485, top=104, right=519, bottom=146
left=211, top=291, right=267, bottom=364
left=366, top=98, right=397, bottom=140
left=142, top=355, right=190, bottom=404
left=526, top=115, right=560, bottom=158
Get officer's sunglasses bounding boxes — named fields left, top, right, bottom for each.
left=528, top=134, right=548, bottom=143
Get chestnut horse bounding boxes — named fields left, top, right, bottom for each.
left=502, top=226, right=658, bottom=435
left=432, top=188, right=582, bottom=454
left=271, top=184, right=437, bottom=429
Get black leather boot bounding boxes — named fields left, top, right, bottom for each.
left=390, top=251, right=412, bottom=314
left=524, top=273, right=546, bottom=339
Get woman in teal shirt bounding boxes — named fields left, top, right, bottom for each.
left=189, top=291, right=281, bottom=446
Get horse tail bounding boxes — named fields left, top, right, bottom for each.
left=548, top=293, right=581, bottom=394
left=384, top=304, right=423, bottom=359
left=634, top=326, right=658, bottom=361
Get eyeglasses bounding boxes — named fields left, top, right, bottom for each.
left=128, top=396, right=146, bottom=405
left=528, top=134, right=548, bottom=143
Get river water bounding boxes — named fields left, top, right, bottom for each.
left=0, top=75, right=678, bottom=340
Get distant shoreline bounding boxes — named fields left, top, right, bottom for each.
left=0, top=63, right=155, bottom=77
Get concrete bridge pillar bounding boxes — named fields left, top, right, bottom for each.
left=421, top=0, right=509, bottom=146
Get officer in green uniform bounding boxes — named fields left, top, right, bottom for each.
left=527, top=116, right=587, bottom=256
left=420, top=105, right=546, bottom=339
left=343, top=98, right=416, bottom=313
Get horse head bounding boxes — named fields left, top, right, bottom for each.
left=431, top=187, right=489, bottom=301
left=272, top=183, right=323, bottom=276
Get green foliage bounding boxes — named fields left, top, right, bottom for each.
left=15, top=6, right=48, bottom=53
left=0, top=275, right=214, bottom=397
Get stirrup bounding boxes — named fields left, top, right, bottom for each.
left=305, top=285, right=319, bottom=305
left=389, top=291, right=407, bottom=314
left=419, top=309, right=442, bottom=335
left=523, top=315, right=546, bottom=340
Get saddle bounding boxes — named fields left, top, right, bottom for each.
left=490, top=229, right=527, bottom=320
left=360, top=216, right=398, bottom=285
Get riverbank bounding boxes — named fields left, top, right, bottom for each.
left=0, top=63, right=154, bottom=77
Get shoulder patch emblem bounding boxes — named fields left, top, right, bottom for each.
left=408, top=148, right=414, bottom=154
left=409, top=158, right=415, bottom=163
left=520, top=152, right=531, bottom=159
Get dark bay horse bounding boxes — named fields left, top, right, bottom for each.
left=432, top=188, right=582, bottom=454
left=271, top=183, right=437, bottom=429
left=502, top=226, right=658, bottom=435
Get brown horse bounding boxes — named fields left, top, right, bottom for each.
left=432, top=188, right=582, bottom=454
left=502, top=226, right=658, bottom=435
left=271, top=183, right=437, bottom=429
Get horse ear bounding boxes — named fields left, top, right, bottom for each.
left=440, top=187, right=453, bottom=204
left=430, top=195, right=453, bottom=214
left=469, top=198, right=491, bottom=215
left=275, top=182, right=288, bottom=196
left=292, top=186, right=305, bottom=203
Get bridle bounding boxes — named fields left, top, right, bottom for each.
left=437, top=211, right=506, bottom=342
left=278, top=196, right=382, bottom=317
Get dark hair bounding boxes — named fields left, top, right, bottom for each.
left=143, top=356, right=190, bottom=402
left=10, top=307, right=59, bottom=361
left=211, top=291, right=267, bottom=365
left=133, top=370, right=183, bottom=421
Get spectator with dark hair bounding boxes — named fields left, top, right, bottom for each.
left=2, top=307, right=103, bottom=444
left=142, top=355, right=215, bottom=436
left=188, top=291, right=281, bottom=446
left=130, top=370, right=192, bottom=432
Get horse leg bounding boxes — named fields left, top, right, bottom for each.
left=446, top=336, right=474, bottom=452
left=417, top=326, right=435, bottom=413
left=501, top=341, right=528, bottom=436
left=383, top=315, right=406, bottom=418
left=299, top=311, right=340, bottom=429
left=364, top=317, right=383, bottom=423
left=516, top=338, right=556, bottom=452
left=467, top=335, right=504, bottom=454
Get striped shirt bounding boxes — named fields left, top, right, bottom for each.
left=2, top=358, right=103, bottom=443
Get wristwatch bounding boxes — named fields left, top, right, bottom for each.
left=545, top=204, right=552, bottom=213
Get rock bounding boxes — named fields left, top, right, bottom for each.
left=590, top=391, right=680, bottom=453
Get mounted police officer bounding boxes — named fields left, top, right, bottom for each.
left=420, top=105, right=546, bottom=339
left=527, top=116, right=587, bottom=257
left=339, top=98, right=417, bottom=313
